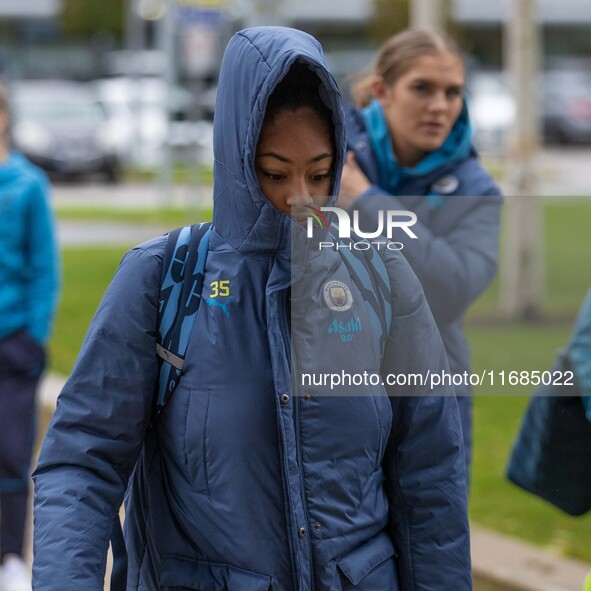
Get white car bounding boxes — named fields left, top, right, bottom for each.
left=468, top=71, right=516, bottom=154
left=92, top=77, right=213, bottom=168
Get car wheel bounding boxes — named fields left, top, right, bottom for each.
left=104, top=162, right=121, bottom=184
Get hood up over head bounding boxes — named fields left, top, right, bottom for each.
left=212, top=27, right=346, bottom=255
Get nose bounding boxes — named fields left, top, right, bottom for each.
left=287, top=178, right=313, bottom=208
left=428, top=90, right=448, bottom=113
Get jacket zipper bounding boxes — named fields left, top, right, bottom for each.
left=281, top=289, right=315, bottom=591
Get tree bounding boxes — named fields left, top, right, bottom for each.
left=60, top=0, right=125, bottom=39
left=369, top=0, right=410, bottom=42
left=500, top=0, right=543, bottom=319
left=410, top=0, right=444, bottom=30
left=369, top=0, right=460, bottom=42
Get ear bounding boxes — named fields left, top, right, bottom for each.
left=371, top=77, right=390, bottom=107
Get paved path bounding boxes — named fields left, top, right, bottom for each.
left=57, top=220, right=171, bottom=247
left=52, top=181, right=213, bottom=210
left=534, top=148, right=591, bottom=197
left=492, top=147, right=591, bottom=198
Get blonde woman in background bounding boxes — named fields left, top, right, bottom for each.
left=339, top=29, right=503, bottom=479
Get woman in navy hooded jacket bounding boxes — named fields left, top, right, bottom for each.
left=339, top=29, right=503, bottom=475
left=33, top=27, right=470, bottom=591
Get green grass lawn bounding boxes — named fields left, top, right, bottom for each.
left=56, top=206, right=213, bottom=228
left=50, top=247, right=129, bottom=375
left=545, top=202, right=591, bottom=315
left=123, top=162, right=214, bottom=185
left=468, top=201, right=591, bottom=320
left=49, top=199, right=591, bottom=562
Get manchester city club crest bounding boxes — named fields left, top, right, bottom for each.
left=430, top=175, right=459, bottom=195
left=323, top=280, right=353, bottom=312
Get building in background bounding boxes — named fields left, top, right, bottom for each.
left=453, top=0, right=591, bottom=67
left=0, top=0, right=83, bottom=80
left=0, top=0, right=60, bottom=19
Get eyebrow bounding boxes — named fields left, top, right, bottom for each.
left=411, top=77, right=464, bottom=89
left=256, top=151, right=334, bottom=164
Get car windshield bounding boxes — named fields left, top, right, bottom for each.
left=14, top=93, right=105, bottom=124
left=544, top=70, right=591, bottom=92
left=95, top=78, right=193, bottom=113
left=470, top=72, right=508, bottom=96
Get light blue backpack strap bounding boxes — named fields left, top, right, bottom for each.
left=336, top=236, right=392, bottom=360
left=156, top=222, right=212, bottom=412
left=111, top=223, right=212, bottom=591
left=158, top=225, right=192, bottom=350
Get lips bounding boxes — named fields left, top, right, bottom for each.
left=421, top=122, right=445, bottom=134
left=290, top=205, right=312, bottom=225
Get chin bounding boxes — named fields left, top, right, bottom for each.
left=419, top=137, right=447, bottom=153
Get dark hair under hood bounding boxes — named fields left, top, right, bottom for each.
left=211, top=27, right=345, bottom=255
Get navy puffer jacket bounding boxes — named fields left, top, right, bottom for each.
left=33, top=27, right=470, bottom=591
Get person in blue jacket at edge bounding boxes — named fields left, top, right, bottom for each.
left=338, top=29, right=503, bottom=479
left=570, top=288, right=591, bottom=591
left=0, top=84, right=60, bottom=591
left=569, top=288, right=591, bottom=422
left=33, top=27, right=471, bottom=591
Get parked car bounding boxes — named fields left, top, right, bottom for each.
left=92, top=76, right=212, bottom=167
left=467, top=70, right=515, bottom=154
left=9, top=80, right=121, bottom=182
left=542, top=66, right=591, bottom=144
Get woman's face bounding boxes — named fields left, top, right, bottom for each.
left=374, top=51, right=465, bottom=167
left=256, top=107, right=334, bottom=219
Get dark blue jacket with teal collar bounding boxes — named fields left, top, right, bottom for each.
left=33, top=28, right=471, bottom=591
left=346, top=103, right=503, bottom=472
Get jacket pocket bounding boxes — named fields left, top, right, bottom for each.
left=184, top=388, right=211, bottom=494
left=0, top=330, right=46, bottom=377
left=160, top=555, right=273, bottom=591
left=336, top=532, right=398, bottom=590
left=369, top=383, right=393, bottom=470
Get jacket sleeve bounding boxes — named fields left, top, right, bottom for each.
left=353, top=182, right=502, bottom=325
left=567, top=287, right=591, bottom=418
left=32, top=243, right=163, bottom=591
left=380, top=250, right=471, bottom=590
left=25, top=173, right=60, bottom=344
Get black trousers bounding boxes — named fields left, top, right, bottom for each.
left=0, top=330, right=45, bottom=559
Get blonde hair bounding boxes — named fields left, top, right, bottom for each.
left=0, top=83, right=9, bottom=142
left=351, top=29, right=463, bottom=108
